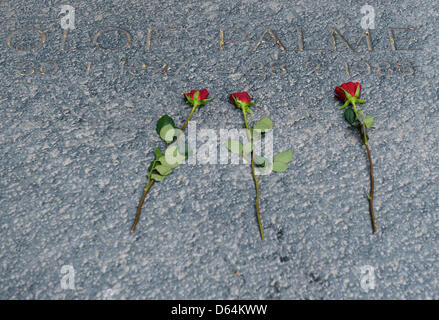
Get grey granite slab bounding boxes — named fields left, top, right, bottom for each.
left=0, top=0, right=438, bottom=299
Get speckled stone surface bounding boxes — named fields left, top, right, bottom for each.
left=0, top=0, right=438, bottom=299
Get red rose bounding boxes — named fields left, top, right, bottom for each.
left=184, top=89, right=211, bottom=107
left=334, top=82, right=361, bottom=102
left=230, top=91, right=252, bottom=105
left=185, top=88, right=210, bottom=101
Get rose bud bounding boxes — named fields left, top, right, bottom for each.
left=230, top=91, right=252, bottom=104
left=230, top=91, right=256, bottom=114
left=184, top=88, right=211, bottom=107
left=335, top=82, right=366, bottom=109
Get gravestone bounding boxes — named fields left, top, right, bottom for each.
left=0, top=0, right=438, bottom=299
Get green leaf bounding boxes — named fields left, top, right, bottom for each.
left=155, top=165, right=172, bottom=176
left=164, top=145, right=186, bottom=165
left=253, top=117, right=273, bottom=132
left=227, top=139, right=243, bottom=155
left=150, top=173, right=165, bottom=182
left=344, top=108, right=356, bottom=125
left=160, top=124, right=175, bottom=142
left=158, top=156, right=179, bottom=169
left=153, top=147, right=163, bottom=159
left=147, top=161, right=158, bottom=172
left=243, top=142, right=253, bottom=155
left=255, top=155, right=269, bottom=168
left=273, top=150, right=293, bottom=164
left=364, top=115, right=374, bottom=129
left=272, top=161, right=289, bottom=172
left=156, top=115, right=175, bottom=135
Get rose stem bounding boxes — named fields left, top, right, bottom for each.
left=365, top=142, right=376, bottom=234
left=181, top=104, right=198, bottom=132
left=131, top=103, right=198, bottom=232
left=242, top=109, right=265, bottom=241
left=131, top=179, right=154, bottom=232
left=352, top=102, right=377, bottom=234
left=340, top=88, right=376, bottom=232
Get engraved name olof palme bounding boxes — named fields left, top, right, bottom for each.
left=7, top=26, right=418, bottom=77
